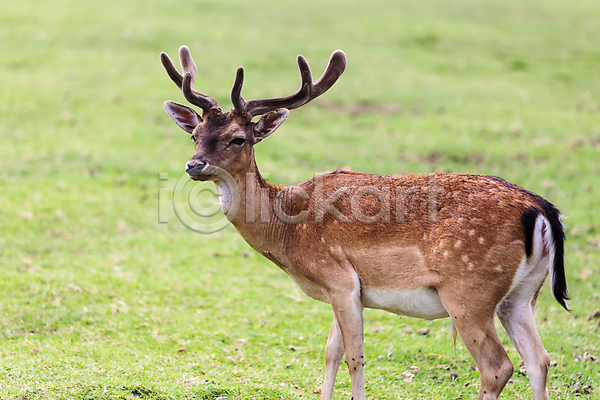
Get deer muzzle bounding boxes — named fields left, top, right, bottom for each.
left=186, top=161, right=208, bottom=179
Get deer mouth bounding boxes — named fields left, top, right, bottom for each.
left=187, top=164, right=218, bottom=181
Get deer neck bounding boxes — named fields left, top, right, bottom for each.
left=213, top=158, right=284, bottom=252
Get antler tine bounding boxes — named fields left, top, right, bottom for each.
left=180, top=72, right=215, bottom=112
left=309, top=50, right=346, bottom=99
left=178, top=46, right=197, bottom=84
left=231, top=67, right=248, bottom=116
left=231, top=50, right=346, bottom=119
left=160, top=51, right=184, bottom=87
left=160, top=46, right=219, bottom=112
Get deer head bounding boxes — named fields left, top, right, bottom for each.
left=161, top=46, right=346, bottom=181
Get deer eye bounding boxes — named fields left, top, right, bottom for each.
left=230, top=137, right=245, bottom=146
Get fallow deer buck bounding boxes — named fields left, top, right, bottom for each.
left=160, top=45, right=569, bottom=400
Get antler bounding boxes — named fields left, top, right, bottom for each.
left=231, top=50, right=347, bottom=119
left=160, top=46, right=220, bottom=112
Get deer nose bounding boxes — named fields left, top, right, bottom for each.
left=185, top=161, right=207, bottom=174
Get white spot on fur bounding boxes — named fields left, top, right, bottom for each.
left=495, top=265, right=503, bottom=273
left=455, top=240, right=462, bottom=249
left=469, top=229, right=475, bottom=236
left=467, top=262, right=474, bottom=270
left=461, top=254, right=469, bottom=263
left=443, top=250, right=450, bottom=258
left=478, top=237, right=485, bottom=244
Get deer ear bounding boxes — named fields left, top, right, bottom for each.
left=253, top=109, right=289, bottom=143
left=164, top=101, right=202, bottom=134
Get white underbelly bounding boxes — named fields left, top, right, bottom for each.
left=361, top=287, right=449, bottom=320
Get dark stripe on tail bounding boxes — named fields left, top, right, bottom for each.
left=522, top=203, right=569, bottom=311
left=522, top=208, right=539, bottom=259
left=542, top=201, right=569, bottom=311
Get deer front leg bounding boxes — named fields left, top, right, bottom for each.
left=326, top=278, right=365, bottom=400
left=320, top=317, right=344, bottom=400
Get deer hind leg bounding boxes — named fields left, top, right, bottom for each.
left=497, top=294, right=550, bottom=400
left=319, top=317, right=344, bottom=400
left=496, top=234, right=553, bottom=400
left=440, top=293, right=513, bottom=399
left=457, top=315, right=513, bottom=399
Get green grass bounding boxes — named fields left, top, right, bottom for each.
left=1, top=0, right=599, bottom=398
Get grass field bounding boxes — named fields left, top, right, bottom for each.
left=1, top=0, right=599, bottom=398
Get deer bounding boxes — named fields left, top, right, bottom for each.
left=160, top=45, right=569, bottom=400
